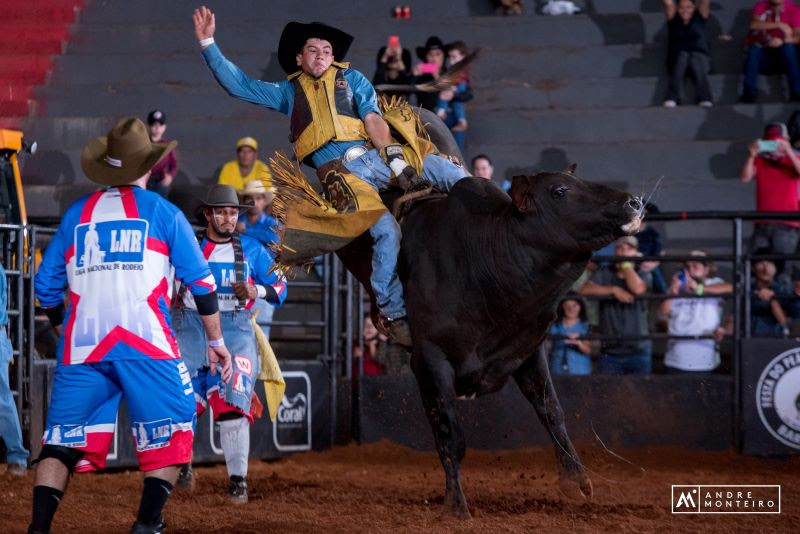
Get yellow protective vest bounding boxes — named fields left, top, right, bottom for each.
left=289, top=62, right=368, bottom=165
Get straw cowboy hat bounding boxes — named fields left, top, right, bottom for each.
left=81, top=117, right=176, bottom=186
left=277, top=21, right=354, bottom=74
left=194, top=184, right=252, bottom=224
left=240, top=180, right=275, bottom=204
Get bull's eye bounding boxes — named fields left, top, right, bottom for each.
left=551, top=185, right=569, bottom=198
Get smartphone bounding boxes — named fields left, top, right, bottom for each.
left=419, top=62, right=439, bottom=74
left=677, top=269, right=687, bottom=289
left=388, top=35, right=400, bottom=48
left=758, top=139, right=779, bottom=153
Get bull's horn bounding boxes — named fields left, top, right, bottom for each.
left=564, top=163, right=577, bottom=174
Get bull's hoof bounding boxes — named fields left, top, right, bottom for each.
left=442, top=491, right=471, bottom=519
left=558, top=472, right=593, bottom=502
left=441, top=502, right=471, bottom=520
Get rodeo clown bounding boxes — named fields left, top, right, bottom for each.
left=31, top=118, right=232, bottom=534
left=172, top=184, right=287, bottom=503
left=193, top=7, right=469, bottom=346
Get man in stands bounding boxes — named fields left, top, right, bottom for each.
left=579, top=236, right=653, bottom=374
left=741, top=0, right=800, bottom=103
left=471, top=154, right=494, bottom=180
left=145, top=110, right=178, bottom=198
left=217, top=136, right=272, bottom=191
left=30, top=117, right=232, bottom=534
left=237, top=180, right=278, bottom=248
left=192, top=6, right=469, bottom=346
left=740, top=121, right=800, bottom=284
left=173, top=184, right=287, bottom=502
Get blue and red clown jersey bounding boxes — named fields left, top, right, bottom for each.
left=176, top=233, right=287, bottom=311
left=35, top=186, right=217, bottom=365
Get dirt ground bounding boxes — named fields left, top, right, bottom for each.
left=1, top=441, right=797, bottom=533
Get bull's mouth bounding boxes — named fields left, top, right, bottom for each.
left=621, top=215, right=642, bottom=235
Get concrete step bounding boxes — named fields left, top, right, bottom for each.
left=19, top=137, right=753, bottom=217
left=20, top=138, right=751, bottom=189
left=21, top=103, right=793, bottom=166
left=33, top=74, right=796, bottom=115
left=46, top=42, right=748, bottom=88
left=70, top=6, right=753, bottom=46
left=465, top=139, right=752, bottom=186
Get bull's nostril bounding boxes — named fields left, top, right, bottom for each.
left=627, top=197, right=642, bottom=212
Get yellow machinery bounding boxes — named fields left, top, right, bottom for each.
left=0, top=128, right=31, bottom=226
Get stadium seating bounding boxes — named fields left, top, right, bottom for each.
left=13, top=0, right=795, bottom=278
left=0, top=0, right=83, bottom=128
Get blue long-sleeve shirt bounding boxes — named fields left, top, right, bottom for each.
left=238, top=212, right=280, bottom=248
left=201, top=42, right=381, bottom=168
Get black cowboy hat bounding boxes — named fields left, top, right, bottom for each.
left=193, top=184, right=252, bottom=224
left=277, top=21, right=354, bottom=75
left=415, top=36, right=444, bottom=61
left=81, top=117, right=176, bottom=186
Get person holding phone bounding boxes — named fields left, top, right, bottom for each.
left=373, top=35, right=414, bottom=99
left=741, top=121, right=800, bottom=285
left=660, top=251, right=732, bottom=373
left=413, top=36, right=446, bottom=110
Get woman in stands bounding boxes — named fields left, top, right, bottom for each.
left=662, top=0, right=713, bottom=108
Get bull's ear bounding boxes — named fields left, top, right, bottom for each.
left=509, top=175, right=534, bottom=213
left=564, top=163, right=577, bottom=174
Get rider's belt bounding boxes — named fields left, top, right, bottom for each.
left=289, top=63, right=367, bottom=166
left=342, top=145, right=368, bottom=163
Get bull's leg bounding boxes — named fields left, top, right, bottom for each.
left=412, top=343, right=470, bottom=518
left=512, top=345, right=593, bottom=501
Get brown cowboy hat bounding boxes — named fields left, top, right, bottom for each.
left=277, top=21, right=353, bottom=75
left=81, top=117, right=176, bottom=186
left=193, top=184, right=252, bottom=224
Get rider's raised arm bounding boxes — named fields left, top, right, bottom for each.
left=201, top=42, right=291, bottom=114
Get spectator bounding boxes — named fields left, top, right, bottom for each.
left=497, top=0, right=523, bottom=15
left=740, top=122, right=800, bottom=285
left=580, top=236, right=653, bottom=374
left=0, top=262, right=28, bottom=476
left=637, top=203, right=667, bottom=294
left=373, top=35, right=414, bottom=99
left=146, top=110, right=179, bottom=198
left=413, top=36, right=446, bottom=111
left=237, top=180, right=278, bottom=248
left=662, top=0, right=713, bottom=108
left=471, top=154, right=494, bottom=180
left=237, top=180, right=280, bottom=340
left=547, top=294, right=592, bottom=375
left=782, top=274, right=800, bottom=334
left=217, top=137, right=272, bottom=190
left=435, top=41, right=472, bottom=151
left=660, top=251, right=732, bottom=373
left=353, top=315, right=383, bottom=376
left=788, top=108, right=800, bottom=148
left=741, top=0, right=800, bottom=103
left=750, top=249, right=790, bottom=336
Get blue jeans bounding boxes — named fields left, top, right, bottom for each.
left=742, top=44, right=800, bottom=100
left=344, top=150, right=468, bottom=319
left=0, top=333, right=28, bottom=466
left=549, top=349, right=592, bottom=376
left=598, top=346, right=652, bottom=375
left=253, top=298, right=274, bottom=339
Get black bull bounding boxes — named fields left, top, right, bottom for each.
left=336, top=114, right=642, bottom=518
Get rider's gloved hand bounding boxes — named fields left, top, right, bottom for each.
left=381, top=144, right=427, bottom=191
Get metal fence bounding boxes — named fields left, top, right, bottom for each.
left=6, top=211, right=800, bottom=453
